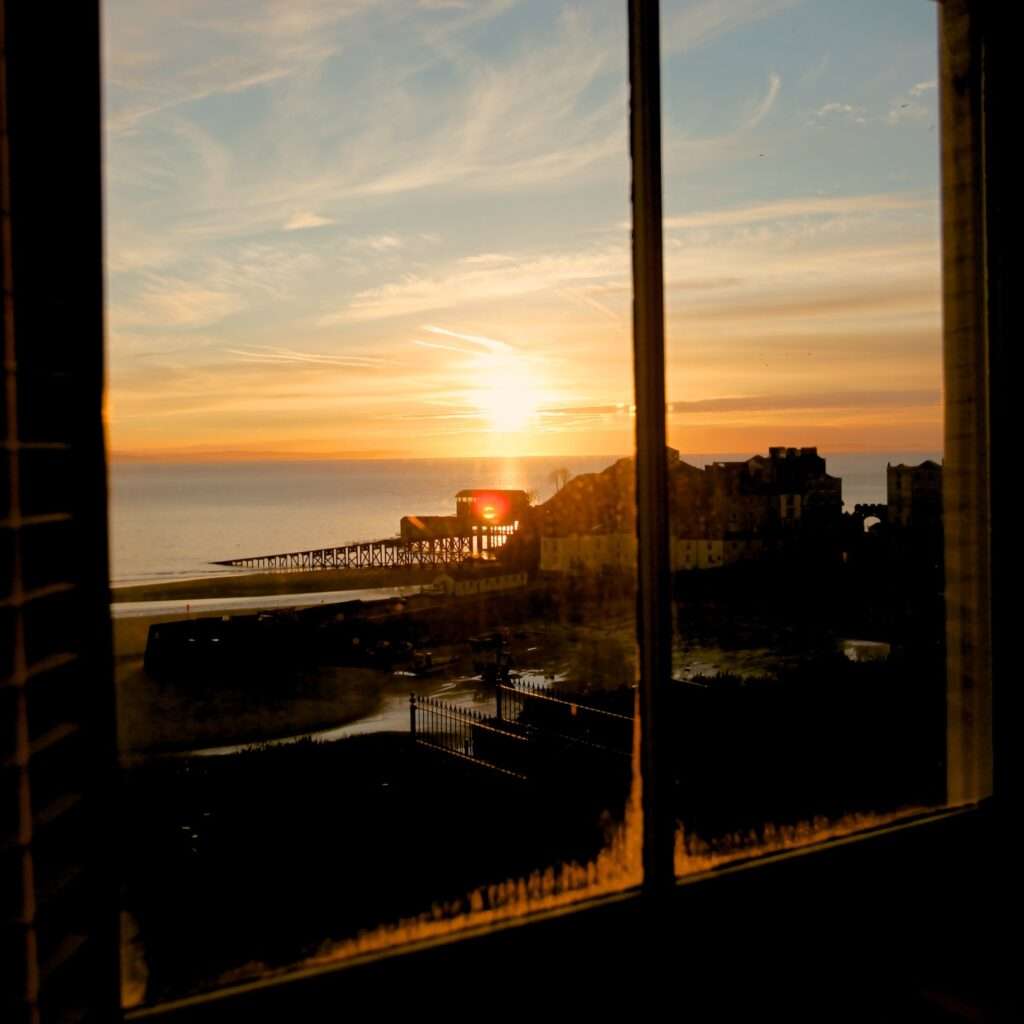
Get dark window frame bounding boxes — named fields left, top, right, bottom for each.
left=124, top=2, right=1008, bottom=1016
left=2, top=0, right=1006, bottom=1018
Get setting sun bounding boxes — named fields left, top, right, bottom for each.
left=473, top=365, right=542, bottom=434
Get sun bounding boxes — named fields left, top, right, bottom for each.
left=473, top=365, right=541, bottom=434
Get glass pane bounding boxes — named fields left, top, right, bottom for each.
left=104, top=1, right=639, bottom=1007
left=660, top=1, right=950, bottom=875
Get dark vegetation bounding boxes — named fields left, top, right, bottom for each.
left=123, top=733, right=628, bottom=1003
left=125, top=549, right=948, bottom=1001
left=124, top=651, right=944, bottom=1002
left=667, top=653, right=946, bottom=842
left=144, top=589, right=557, bottom=681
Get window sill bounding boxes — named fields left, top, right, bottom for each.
left=127, top=802, right=997, bottom=1020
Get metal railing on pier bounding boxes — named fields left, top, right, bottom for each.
left=214, top=527, right=516, bottom=572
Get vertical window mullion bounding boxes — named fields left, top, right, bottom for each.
left=628, top=0, right=674, bottom=896
left=938, top=0, right=994, bottom=807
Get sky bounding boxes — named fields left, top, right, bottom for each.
left=103, top=0, right=941, bottom=461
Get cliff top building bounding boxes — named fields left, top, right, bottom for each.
left=538, top=448, right=844, bottom=573
left=887, top=460, right=943, bottom=529
left=541, top=447, right=841, bottom=539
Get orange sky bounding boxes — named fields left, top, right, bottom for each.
left=104, top=1, right=942, bottom=462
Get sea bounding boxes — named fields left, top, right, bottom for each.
left=108, top=452, right=942, bottom=587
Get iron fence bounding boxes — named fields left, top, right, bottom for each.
left=497, top=678, right=634, bottom=760
left=410, top=694, right=529, bottom=779
left=411, top=681, right=635, bottom=781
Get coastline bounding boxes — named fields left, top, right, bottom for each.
left=111, top=566, right=431, bottom=603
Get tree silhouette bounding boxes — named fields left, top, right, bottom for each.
left=549, top=466, right=572, bottom=495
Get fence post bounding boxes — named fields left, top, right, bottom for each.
left=496, top=680, right=503, bottom=722
left=409, top=693, right=417, bottom=741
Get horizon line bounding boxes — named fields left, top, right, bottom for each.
left=107, top=445, right=944, bottom=465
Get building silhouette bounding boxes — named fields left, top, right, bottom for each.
left=887, top=459, right=943, bottom=530
left=539, top=447, right=843, bottom=574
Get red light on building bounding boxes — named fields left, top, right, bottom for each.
left=474, top=492, right=509, bottom=522
left=455, top=489, right=530, bottom=526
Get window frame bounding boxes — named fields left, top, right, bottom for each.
left=129, top=1, right=1006, bottom=1015
left=4, top=0, right=1005, bottom=1018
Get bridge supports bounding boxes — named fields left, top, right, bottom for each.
left=213, top=524, right=517, bottom=572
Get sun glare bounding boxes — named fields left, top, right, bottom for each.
left=473, top=366, right=542, bottom=435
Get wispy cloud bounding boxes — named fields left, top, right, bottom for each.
left=660, top=71, right=787, bottom=173
left=809, top=101, right=867, bottom=126
left=667, top=277, right=742, bottom=292
left=366, top=235, right=403, bottom=251
left=413, top=339, right=476, bottom=355
left=539, top=390, right=940, bottom=418
left=104, top=0, right=943, bottom=459
left=556, top=287, right=624, bottom=323
left=807, top=78, right=938, bottom=130
left=886, top=79, right=939, bottom=125
left=422, top=325, right=512, bottom=352
left=227, top=346, right=387, bottom=367
left=320, top=245, right=627, bottom=324
left=104, top=0, right=366, bottom=135
left=669, top=283, right=940, bottom=326
left=113, top=278, right=245, bottom=329
left=108, top=1, right=627, bottom=249
left=663, top=192, right=936, bottom=231
left=668, top=390, right=940, bottom=414
left=817, top=103, right=857, bottom=116
left=747, top=73, right=782, bottom=128
left=663, top=0, right=804, bottom=57
left=283, top=212, right=335, bottom=231
left=417, top=0, right=520, bottom=42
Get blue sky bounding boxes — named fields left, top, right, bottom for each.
left=103, top=0, right=941, bottom=458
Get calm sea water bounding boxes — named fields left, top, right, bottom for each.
left=108, top=452, right=941, bottom=585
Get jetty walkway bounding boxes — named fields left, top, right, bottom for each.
left=213, top=524, right=517, bottom=572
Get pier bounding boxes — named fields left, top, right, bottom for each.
left=213, top=523, right=517, bottom=571
left=213, top=487, right=529, bottom=571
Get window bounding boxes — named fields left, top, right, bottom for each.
left=2, top=1, right=1004, bottom=1020
left=662, top=0, right=955, bottom=876
left=108, top=0, right=644, bottom=1004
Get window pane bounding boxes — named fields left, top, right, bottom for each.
left=660, top=1, right=957, bottom=874
left=104, top=1, right=640, bottom=1006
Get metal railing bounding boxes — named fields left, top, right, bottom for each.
left=409, top=694, right=529, bottom=779
left=497, top=678, right=634, bottom=760
left=410, top=681, right=635, bottom=780
left=214, top=524, right=517, bottom=571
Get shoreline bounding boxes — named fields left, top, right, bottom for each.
left=111, top=566, right=433, bottom=603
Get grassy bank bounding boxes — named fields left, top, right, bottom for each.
left=116, top=659, right=383, bottom=755
left=123, top=733, right=625, bottom=1003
